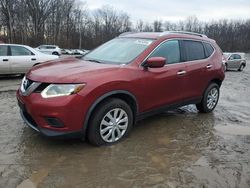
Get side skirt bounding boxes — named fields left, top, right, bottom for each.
left=136, top=97, right=202, bottom=121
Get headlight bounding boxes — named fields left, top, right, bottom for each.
left=41, top=84, right=85, bottom=98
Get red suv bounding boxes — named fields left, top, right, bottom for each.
left=16, top=31, right=225, bottom=146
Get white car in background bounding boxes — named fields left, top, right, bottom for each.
left=71, top=49, right=88, bottom=55
left=61, top=49, right=73, bottom=55
left=0, top=44, right=58, bottom=75
left=36, top=45, right=61, bottom=56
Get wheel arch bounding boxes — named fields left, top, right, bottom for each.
left=82, top=90, right=138, bottom=137
left=201, top=78, right=223, bottom=99
left=210, top=78, right=223, bottom=88
left=33, top=63, right=41, bottom=67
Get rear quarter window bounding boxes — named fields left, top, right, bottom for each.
left=183, top=40, right=206, bottom=61
left=204, top=42, right=214, bottom=57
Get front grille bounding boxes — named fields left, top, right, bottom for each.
left=20, top=77, right=41, bottom=96
left=23, top=79, right=34, bottom=90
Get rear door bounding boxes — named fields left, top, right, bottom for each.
left=0, top=45, right=11, bottom=74
left=227, top=54, right=237, bottom=69
left=139, top=40, right=187, bottom=111
left=181, top=40, right=213, bottom=100
left=233, top=54, right=242, bottom=68
left=9, top=45, right=38, bottom=74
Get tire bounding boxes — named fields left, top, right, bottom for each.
left=225, top=63, right=228, bottom=71
left=238, top=64, right=244, bottom=72
left=87, top=98, right=134, bottom=146
left=196, top=83, right=220, bottom=113
left=52, top=52, right=59, bottom=56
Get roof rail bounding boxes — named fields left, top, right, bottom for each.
left=160, top=31, right=207, bottom=38
left=119, top=32, right=138, bottom=37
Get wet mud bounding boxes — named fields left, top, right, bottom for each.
left=0, top=57, right=250, bottom=188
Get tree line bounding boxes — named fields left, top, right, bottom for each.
left=0, top=0, right=250, bottom=52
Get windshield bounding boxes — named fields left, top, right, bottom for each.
left=83, top=38, right=154, bottom=64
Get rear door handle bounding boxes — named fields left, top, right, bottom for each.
left=177, top=70, right=186, bottom=76
left=3, top=59, right=8, bottom=62
left=31, top=58, right=36, bottom=61
left=206, top=64, right=213, bottom=69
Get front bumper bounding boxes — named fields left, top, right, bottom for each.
left=16, top=89, right=88, bottom=137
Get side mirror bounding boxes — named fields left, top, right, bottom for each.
left=144, top=57, right=166, bottom=68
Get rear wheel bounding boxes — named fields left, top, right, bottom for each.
left=238, top=64, right=244, bottom=71
left=87, top=98, right=133, bottom=146
left=196, top=83, right=220, bottom=113
left=52, top=52, right=59, bottom=56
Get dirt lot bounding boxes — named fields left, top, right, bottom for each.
left=0, top=56, right=250, bottom=188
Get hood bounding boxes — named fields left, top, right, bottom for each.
left=27, top=57, right=121, bottom=83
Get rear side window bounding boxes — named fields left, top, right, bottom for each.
left=47, top=46, right=56, bottom=49
left=150, top=40, right=180, bottom=64
left=0, top=46, right=8, bottom=56
left=183, top=40, right=205, bottom=61
left=204, top=42, right=214, bottom=57
left=11, top=46, right=34, bottom=56
left=234, top=54, right=241, bottom=59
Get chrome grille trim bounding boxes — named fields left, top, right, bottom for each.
left=20, top=77, right=41, bottom=96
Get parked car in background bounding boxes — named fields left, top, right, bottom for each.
left=0, top=44, right=58, bottom=75
left=17, top=31, right=225, bottom=146
left=71, top=49, right=88, bottom=55
left=36, top=45, right=61, bottom=56
left=61, top=49, right=73, bottom=55
left=223, top=52, right=246, bottom=71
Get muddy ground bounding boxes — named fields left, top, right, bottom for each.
left=0, top=56, right=250, bottom=188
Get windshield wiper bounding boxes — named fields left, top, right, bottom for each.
left=86, top=59, right=103, bottom=64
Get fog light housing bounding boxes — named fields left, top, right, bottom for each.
left=45, top=117, right=64, bottom=128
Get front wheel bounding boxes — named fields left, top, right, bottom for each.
left=196, top=83, right=220, bottom=113
left=87, top=98, right=133, bottom=146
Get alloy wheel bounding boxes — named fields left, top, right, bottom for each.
left=99, top=108, right=128, bottom=143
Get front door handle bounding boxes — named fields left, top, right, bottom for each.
left=3, top=59, right=8, bottom=61
left=206, top=64, right=213, bottom=69
left=31, top=58, right=36, bottom=61
left=177, top=70, right=186, bottom=76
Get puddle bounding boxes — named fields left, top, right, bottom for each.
left=215, top=125, right=250, bottom=136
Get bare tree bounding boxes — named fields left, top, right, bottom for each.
left=0, top=1, right=250, bottom=52
left=0, top=0, right=16, bottom=42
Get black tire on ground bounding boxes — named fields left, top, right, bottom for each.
left=87, top=98, right=134, bottom=146
left=196, top=83, right=220, bottom=113
left=238, top=64, right=244, bottom=71
left=52, top=52, right=59, bottom=56
left=225, top=63, right=228, bottom=71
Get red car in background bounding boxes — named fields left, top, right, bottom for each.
left=17, top=31, right=225, bottom=146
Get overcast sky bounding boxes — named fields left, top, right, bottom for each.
left=85, top=0, right=250, bottom=22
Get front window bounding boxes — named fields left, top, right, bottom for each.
left=83, top=38, right=154, bottom=64
left=149, top=40, right=180, bottom=64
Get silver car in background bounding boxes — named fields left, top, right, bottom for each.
left=224, top=52, right=246, bottom=71
left=0, top=44, right=58, bottom=75
left=36, top=45, right=62, bottom=56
